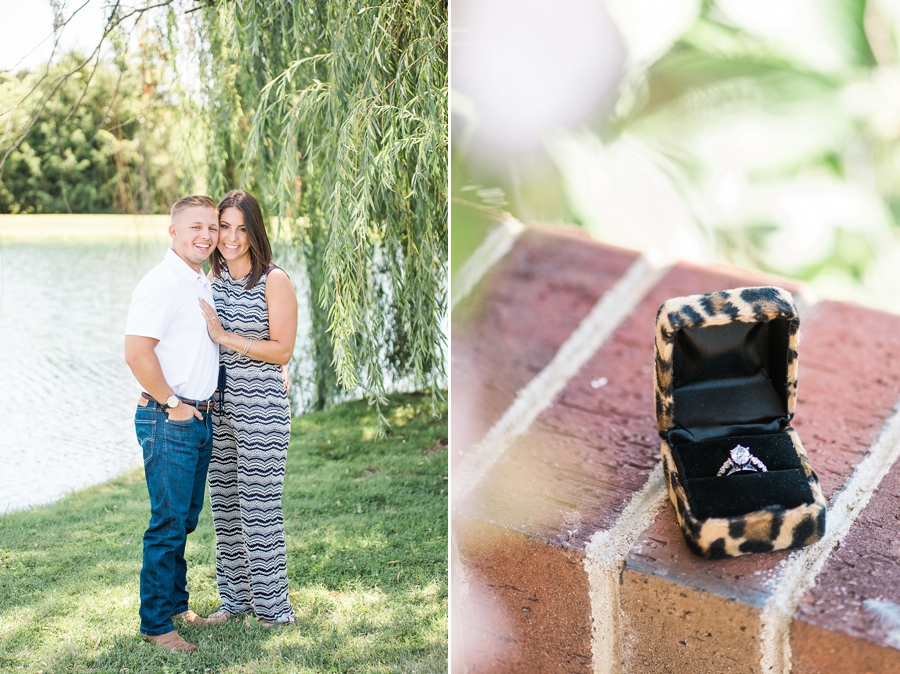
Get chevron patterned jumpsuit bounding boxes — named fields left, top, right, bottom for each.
left=208, top=263, right=295, bottom=624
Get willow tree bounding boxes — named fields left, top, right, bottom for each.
left=198, top=1, right=448, bottom=416
left=1, top=1, right=447, bottom=415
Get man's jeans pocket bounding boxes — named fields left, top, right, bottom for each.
left=135, top=418, right=157, bottom=465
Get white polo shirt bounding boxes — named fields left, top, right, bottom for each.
left=125, top=248, right=219, bottom=400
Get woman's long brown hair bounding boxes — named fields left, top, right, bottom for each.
left=210, top=190, right=273, bottom=290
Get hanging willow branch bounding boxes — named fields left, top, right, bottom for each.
left=202, top=0, right=448, bottom=417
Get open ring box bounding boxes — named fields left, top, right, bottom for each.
left=654, top=286, right=826, bottom=558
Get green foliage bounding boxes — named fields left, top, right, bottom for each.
left=201, top=1, right=448, bottom=414
left=453, top=0, right=900, bottom=313
left=0, top=392, right=448, bottom=672
left=0, top=44, right=185, bottom=215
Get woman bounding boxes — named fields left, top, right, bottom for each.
left=199, top=189, right=298, bottom=626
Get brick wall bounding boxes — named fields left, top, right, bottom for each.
left=451, top=220, right=900, bottom=674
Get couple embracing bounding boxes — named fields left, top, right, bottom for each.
left=124, top=191, right=297, bottom=652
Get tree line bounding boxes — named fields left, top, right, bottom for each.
left=0, top=46, right=184, bottom=214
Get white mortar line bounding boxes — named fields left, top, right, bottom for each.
left=584, top=462, right=669, bottom=674
left=452, top=255, right=668, bottom=504
left=759, top=401, right=900, bottom=673
left=451, top=213, right=525, bottom=310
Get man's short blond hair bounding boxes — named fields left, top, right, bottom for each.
left=170, top=195, right=217, bottom=220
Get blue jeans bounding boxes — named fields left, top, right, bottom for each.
left=135, top=402, right=213, bottom=636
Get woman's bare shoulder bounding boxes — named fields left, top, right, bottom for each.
left=265, top=266, right=296, bottom=299
left=266, top=267, right=293, bottom=286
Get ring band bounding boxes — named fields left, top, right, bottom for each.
left=717, top=444, right=768, bottom=477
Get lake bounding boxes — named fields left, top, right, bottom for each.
left=0, top=215, right=311, bottom=512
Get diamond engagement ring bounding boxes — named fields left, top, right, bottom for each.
left=717, top=444, right=768, bottom=477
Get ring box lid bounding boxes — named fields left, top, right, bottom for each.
left=654, top=286, right=800, bottom=446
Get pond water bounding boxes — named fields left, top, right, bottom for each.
left=0, top=215, right=311, bottom=512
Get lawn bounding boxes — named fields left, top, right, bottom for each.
left=0, top=392, right=448, bottom=673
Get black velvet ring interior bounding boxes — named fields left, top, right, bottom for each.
left=669, top=319, right=791, bottom=444
left=665, top=317, right=813, bottom=520
left=668, top=433, right=815, bottom=519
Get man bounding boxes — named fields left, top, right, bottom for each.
left=124, top=195, right=220, bottom=653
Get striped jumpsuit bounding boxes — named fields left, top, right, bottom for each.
left=208, top=264, right=295, bottom=623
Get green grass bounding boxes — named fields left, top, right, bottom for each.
left=0, top=392, right=448, bottom=673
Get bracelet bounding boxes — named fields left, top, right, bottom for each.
left=241, top=338, right=252, bottom=356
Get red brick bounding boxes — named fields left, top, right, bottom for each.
left=452, top=519, right=593, bottom=674
left=792, top=417, right=900, bottom=670
left=622, top=301, right=900, bottom=667
left=459, top=263, right=784, bottom=549
left=620, top=569, right=763, bottom=674
left=452, top=217, right=900, bottom=671
left=791, top=620, right=900, bottom=674
left=454, top=262, right=790, bottom=673
left=450, top=227, right=637, bottom=468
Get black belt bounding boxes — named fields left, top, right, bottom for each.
left=141, top=392, right=215, bottom=413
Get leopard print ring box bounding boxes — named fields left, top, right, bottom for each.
left=654, top=286, right=826, bottom=558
